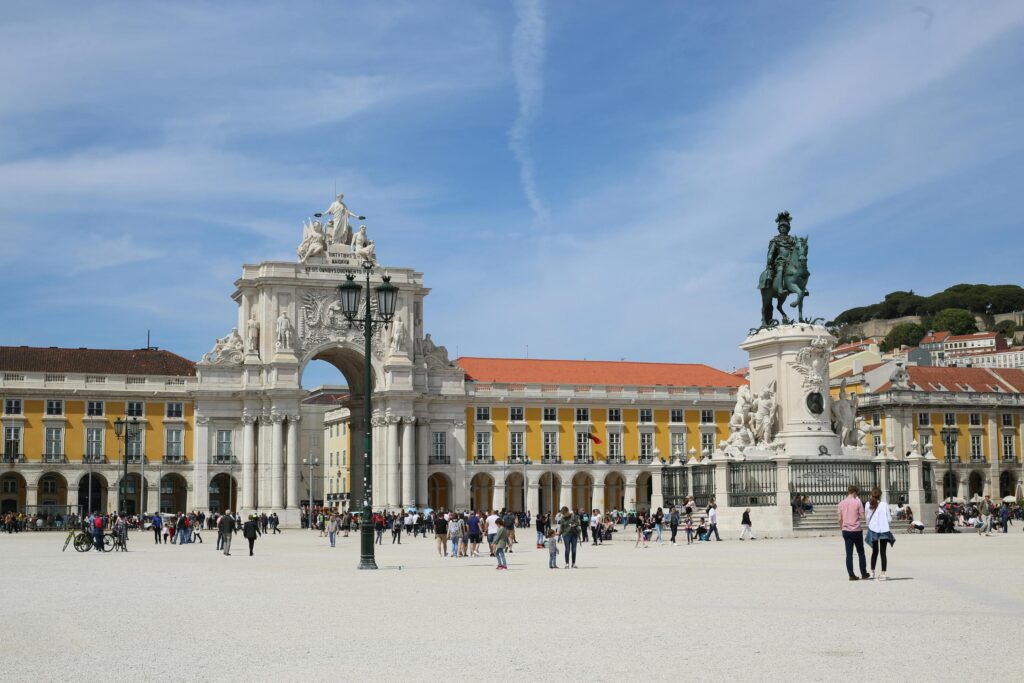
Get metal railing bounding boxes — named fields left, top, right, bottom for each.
left=574, top=455, right=594, bottom=464
left=2, top=453, right=26, bottom=463
left=606, top=455, right=626, bottom=465
left=83, top=454, right=107, bottom=463
left=638, top=454, right=655, bottom=465
left=42, top=453, right=66, bottom=463
left=473, top=455, right=495, bottom=464
left=923, top=464, right=934, bottom=504
left=163, top=455, right=185, bottom=464
left=790, top=462, right=878, bottom=507
left=728, top=462, right=777, bottom=507
left=662, top=465, right=689, bottom=507
left=212, top=455, right=238, bottom=465
left=429, top=455, right=451, bottom=465
left=887, top=461, right=909, bottom=504
left=691, top=465, right=716, bottom=509
left=508, top=455, right=528, bottom=464
left=541, top=455, right=560, bottom=464
left=125, top=454, right=144, bottom=464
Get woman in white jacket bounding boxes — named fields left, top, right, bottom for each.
left=865, top=487, right=895, bottom=580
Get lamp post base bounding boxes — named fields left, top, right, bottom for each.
left=357, top=509, right=377, bottom=570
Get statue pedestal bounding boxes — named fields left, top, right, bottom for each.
left=740, top=324, right=840, bottom=459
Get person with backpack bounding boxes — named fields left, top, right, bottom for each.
left=218, top=510, right=235, bottom=556
left=493, top=519, right=509, bottom=570
left=433, top=512, right=449, bottom=557
left=91, top=512, right=105, bottom=551
left=979, top=494, right=993, bottom=536
left=243, top=514, right=260, bottom=556
left=447, top=513, right=463, bottom=558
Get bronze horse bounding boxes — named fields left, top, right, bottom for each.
left=760, top=236, right=809, bottom=326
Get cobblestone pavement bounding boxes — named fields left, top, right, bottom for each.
left=4, top=527, right=1022, bottom=681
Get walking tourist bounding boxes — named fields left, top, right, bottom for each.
left=558, top=506, right=580, bottom=568
left=447, top=513, right=464, bottom=558
left=838, top=486, right=870, bottom=581
left=219, top=510, right=235, bottom=556
left=535, top=512, right=547, bottom=548
left=544, top=529, right=559, bottom=568
left=467, top=510, right=482, bottom=557
left=739, top=508, right=755, bottom=540
left=653, top=507, right=664, bottom=545
left=669, top=506, right=680, bottom=545
left=328, top=513, right=339, bottom=547
left=1000, top=503, right=1010, bottom=533
left=684, top=513, right=695, bottom=545
left=434, top=512, right=448, bottom=557
left=374, top=513, right=384, bottom=545
left=865, top=487, right=894, bottom=580
left=392, top=514, right=402, bottom=544
left=485, top=509, right=499, bottom=556
left=151, top=512, right=162, bottom=544
left=635, top=513, right=650, bottom=548
left=243, top=514, right=259, bottom=556
left=706, top=500, right=721, bottom=541
left=978, top=494, right=993, bottom=536
left=590, top=509, right=602, bottom=545
left=493, top=519, right=509, bottom=570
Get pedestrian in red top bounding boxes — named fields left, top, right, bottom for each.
left=837, top=485, right=870, bottom=581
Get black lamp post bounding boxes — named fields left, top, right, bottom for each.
left=941, top=426, right=957, bottom=502
left=337, top=260, right=398, bottom=570
left=113, top=416, right=142, bottom=514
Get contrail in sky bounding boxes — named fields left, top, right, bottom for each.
left=509, top=0, right=548, bottom=225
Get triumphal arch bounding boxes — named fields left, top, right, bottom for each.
left=192, top=195, right=467, bottom=525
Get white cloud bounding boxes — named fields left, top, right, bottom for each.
left=508, top=0, right=548, bottom=225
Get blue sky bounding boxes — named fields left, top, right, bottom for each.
left=2, top=1, right=1022, bottom=389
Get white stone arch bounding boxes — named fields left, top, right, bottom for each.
left=298, top=338, right=384, bottom=396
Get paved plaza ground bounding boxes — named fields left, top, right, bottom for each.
left=3, top=526, right=1022, bottom=681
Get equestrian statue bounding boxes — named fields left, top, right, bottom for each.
left=757, top=211, right=810, bottom=327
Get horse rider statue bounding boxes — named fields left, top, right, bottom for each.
left=758, top=211, right=810, bottom=327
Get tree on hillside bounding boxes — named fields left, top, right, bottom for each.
left=881, top=322, right=927, bottom=351
left=929, top=308, right=978, bottom=336
left=995, top=320, right=1017, bottom=341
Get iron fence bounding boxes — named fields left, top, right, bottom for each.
left=923, top=464, right=934, bottom=504
left=691, top=465, right=716, bottom=509
left=662, top=466, right=689, bottom=507
left=728, top=462, right=777, bottom=507
left=789, top=461, right=878, bottom=506
left=887, top=461, right=909, bottom=504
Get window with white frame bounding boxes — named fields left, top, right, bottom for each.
left=166, top=429, right=183, bottom=458
left=543, top=407, right=557, bottom=422
left=126, top=428, right=143, bottom=457
left=1003, top=434, right=1014, bottom=460
left=216, top=430, right=232, bottom=457
left=873, top=435, right=882, bottom=452
left=166, top=402, right=184, bottom=418
left=475, top=407, right=490, bottom=422
left=607, top=408, right=621, bottom=423
left=1002, top=413, right=1013, bottom=427
left=946, top=434, right=958, bottom=459
left=86, top=428, right=103, bottom=457
left=970, top=434, right=983, bottom=460
left=872, top=414, right=881, bottom=427
left=639, top=432, right=653, bottom=459
left=4, top=426, right=22, bottom=456
left=969, top=413, right=981, bottom=427
left=126, top=401, right=144, bottom=418
left=86, top=401, right=104, bottom=417
left=543, top=431, right=558, bottom=458
left=670, top=432, right=685, bottom=459
left=700, top=432, right=713, bottom=454
left=475, top=431, right=491, bottom=459
left=44, top=427, right=63, bottom=456
left=608, top=432, right=621, bottom=459
left=918, top=413, right=930, bottom=427
left=919, top=433, right=931, bottom=452
left=670, top=409, right=684, bottom=423
left=639, top=408, right=653, bottom=424
left=509, top=407, right=524, bottom=422
left=944, top=412, right=956, bottom=426
left=576, top=431, right=591, bottom=458
left=700, top=409, right=714, bottom=424
left=432, top=431, right=447, bottom=461
left=575, top=407, right=590, bottom=423
left=45, top=400, right=63, bottom=416
left=510, top=431, right=525, bottom=459
left=40, top=477, right=57, bottom=495
left=4, top=399, right=21, bottom=415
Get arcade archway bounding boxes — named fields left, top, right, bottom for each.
left=161, top=473, right=188, bottom=514
left=571, top=472, right=593, bottom=512
left=77, top=473, right=108, bottom=515
left=37, top=472, right=68, bottom=516
left=0, top=472, right=26, bottom=514
left=470, top=473, right=494, bottom=512
left=209, top=473, right=238, bottom=513
left=427, top=473, right=451, bottom=512
left=538, top=472, right=562, bottom=516
left=604, top=472, right=625, bottom=511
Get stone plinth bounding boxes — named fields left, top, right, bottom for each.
left=740, top=324, right=840, bottom=459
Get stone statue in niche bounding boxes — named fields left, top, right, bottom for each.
left=389, top=316, right=407, bottom=355
left=297, top=218, right=327, bottom=262
left=351, top=225, right=377, bottom=264
left=324, top=193, right=365, bottom=246
left=246, top=312, right=260, bottom=356
left=724, top=384, right=755, bottom=448
left=276, top=310, right=293, bottom=350
left=418, top=333, right=451, bottom=369
left=201, top=328, right=244, bottom=365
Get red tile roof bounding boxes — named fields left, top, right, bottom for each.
left=832, top=362, right=885, bottom=380
left=0, top=346, right=196, bottom=376
left=920, top=331, right=951, bottom=344
left=457, top=357, right=745, bottom=388
left=946, top=332, right=997, bottom=342
left=875, top=366, right=1024, bottom=393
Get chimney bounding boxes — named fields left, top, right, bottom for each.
left=852, top=359, right=863, bottom=375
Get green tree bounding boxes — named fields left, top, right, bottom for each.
left=995, top=320, right=1017, bottom=340
left=930, top=308, right=978, bottom=335
left=881, top=322, right=927, bottom=351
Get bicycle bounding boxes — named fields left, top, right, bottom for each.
left=62, top=528, right=94, bottom=553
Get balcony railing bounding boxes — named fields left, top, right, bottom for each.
left=473, top=455, right=494, bottom=464
left=574, top=455, right=594, bottom=464
left=541, top=455, right=560, bottom=464
left=212, top=455, right=238, bottom=465
left=42, top=453, right=67, bottom=463
left=125, top=454, right=144, bottom=464
left=606, top=455, right=626, bottom=465
left=429, top=455, right=451, bottom=465
left=509, top=455, right=528, bottom=464
left=163, top=454, right=185, bottom=464
left=83, top=454, right=107, bottom=464
left=638, top=454, right=655, bottom=465
left=2, top=453, right=26, bottom=463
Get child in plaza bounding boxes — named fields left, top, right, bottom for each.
left=544, top=529, right=559, bottom=568
left=684, top=514, right=695, bottom=545
left=493, top=519, right=509, bottom=570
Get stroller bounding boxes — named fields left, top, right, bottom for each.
left=935, top=511, right=956, bottom=534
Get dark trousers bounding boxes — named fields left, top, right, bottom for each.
left=591, top=527, right=601, bottom=545
left=247, top=537, right=255, bottom=555
left=392, top=527, right=401, bottom=544
left=153, top=527, right=161, bottom=544
left=707, top=523, right=721, bottom=541
left=843, top=530, right=867, bottom=576
left=869, top=540, right=888, bottom=572
left=580, top=525, right=588, bottom=542
left=563, top=534, right=578, bottom=565
left=670, top=523, right=678, bottom=543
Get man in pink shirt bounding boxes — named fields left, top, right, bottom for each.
left=837, top=485, right=870, bottom=581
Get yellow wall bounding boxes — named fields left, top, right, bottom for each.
left=525, top=407, right=542, bottom=460
left=491, top=406, right=508, bottom=461
left=622, top=409, right=637, bottom=461
left=23, top=399, right=43, bottom=460
left=592, top=408, right=606, bottom=461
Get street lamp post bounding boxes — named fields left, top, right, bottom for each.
left=113, top=416, right=142, bottom=515
left=304, top=457, right=319, bottom=530
left=337, top=260, right=398, bottom=570
left=941, top=426, right=958, bottom=502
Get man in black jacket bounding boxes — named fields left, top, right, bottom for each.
left=219, top=510, right=235, bottom=556
left=243, top=514, right=259, bottom=556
